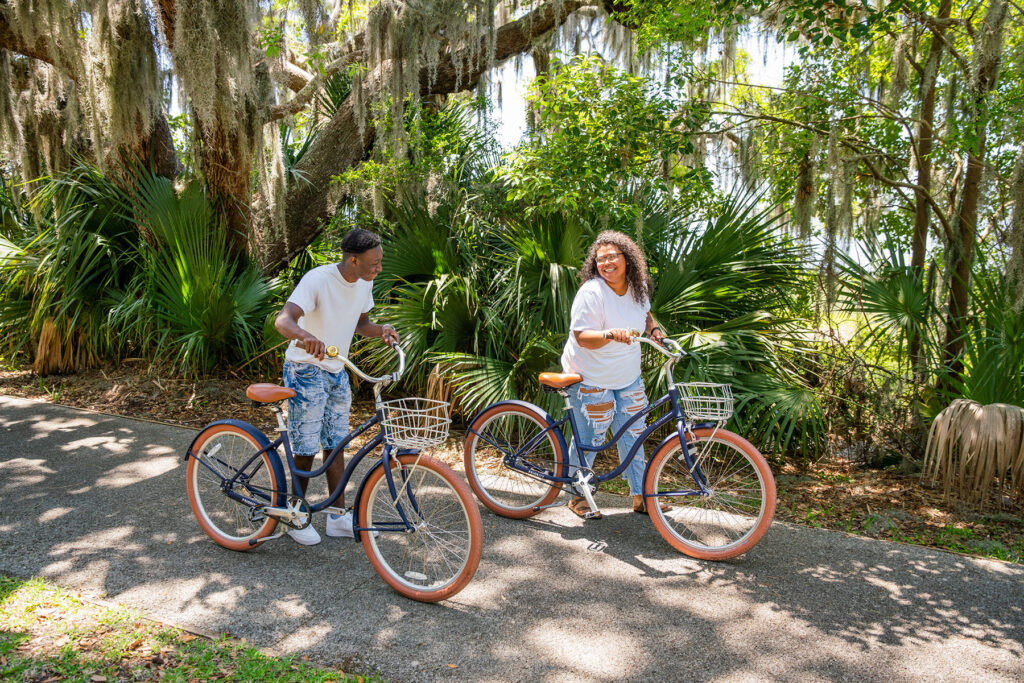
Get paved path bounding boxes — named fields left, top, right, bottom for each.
left=1, top=394, right=1022, bottom=681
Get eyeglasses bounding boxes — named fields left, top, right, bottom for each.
left=595, top=252, right=624, bottom=265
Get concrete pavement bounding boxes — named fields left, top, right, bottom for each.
left=1, top=394, right=1022, bottom=681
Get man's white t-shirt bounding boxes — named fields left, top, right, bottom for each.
left=284, top=264, right=373, bottom=373
left=560, top=278, right=650, bottom=390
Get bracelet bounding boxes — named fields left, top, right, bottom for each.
left=650, top=327, right=662, bottom=335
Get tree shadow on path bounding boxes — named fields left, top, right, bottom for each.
left=1, top=395, right=1022, bottom=682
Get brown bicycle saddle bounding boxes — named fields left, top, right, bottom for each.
left=537, top=372, right=583, bottom=389
left=246, top=383, right=296, bottom=403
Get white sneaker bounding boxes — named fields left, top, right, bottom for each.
left=326, top=511, right=378, bottom=538
left=286, top=518, right=322, bottom=546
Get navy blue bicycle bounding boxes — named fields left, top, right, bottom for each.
left=185, top=342, right=483, bottom=602
left=463, top=335, right=775, bottom=560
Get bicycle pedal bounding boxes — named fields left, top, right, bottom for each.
left=248, top=530, right=287, bottom=546
left=583, top=510, right=601, bottom=520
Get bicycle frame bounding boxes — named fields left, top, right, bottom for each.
left=186, top=344, right=429, bottom=537
left=473, top=385, right=715, bottom=499
left=278, top=407, right=430, bottom=534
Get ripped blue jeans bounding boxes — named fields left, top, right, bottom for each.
left=566, top=376, right=648, bottom=496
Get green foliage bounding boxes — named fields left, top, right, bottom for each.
left=358, top=161, right=824, bottom=458
left=836, top=240, right=936, bottom=372
left=642, top=193, right=822, bottom=458
left=610, top=0, right=743, bottom=50
left=0, top=163, right=282, bottom=376
left=497, top=56, right=709, bottom=222
left=0, top=165, right=138, bottom=371
left=315, top=70, right=354, bottom=118
left=110, top=175, right=283, bottom=377
left=281, top=123, right=318, bottom=187
left=335, top=96, right=499, bottom=209
left=947, top=266, right=1024, bottom=406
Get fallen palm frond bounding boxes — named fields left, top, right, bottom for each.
left=923, top=399, right=1024, bottom=507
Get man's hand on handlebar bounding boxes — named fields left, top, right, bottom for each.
left=381, top=324, right=400, bottom=346
left=300, top=334, right=326, bottom=360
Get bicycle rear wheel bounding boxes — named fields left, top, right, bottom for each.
left=186, top=424, right=283, bottom=551
left=645, top=428, right=775, bottom=560
left=464, top=403, right=566, bottom=518
left=359, top=454, right=483, bottom=602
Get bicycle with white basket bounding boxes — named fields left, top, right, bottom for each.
left=184, top=341, right=483, bottom=602
left=464, top=332, right=776, bottom=560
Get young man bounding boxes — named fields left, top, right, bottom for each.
left=274, top=228, right=400, bottom=545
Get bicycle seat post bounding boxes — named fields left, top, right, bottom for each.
left=271, top=404, right=288, bottom=433
left=558, top=388, right=572, bottom=411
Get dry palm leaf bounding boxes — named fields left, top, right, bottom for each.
left=924, top=399, right=1024, bottom=507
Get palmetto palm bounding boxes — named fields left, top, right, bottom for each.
left=642, top=193, right=820, bottom=458
left=0, top=164, right=138, bottom=372
left=942, top=265, right=1024, bottom=407
left=370, top=184, right=825, bottom=458
left=835, top=239, right=937, bottom=374
left=110, top=174, right=283, bottom=377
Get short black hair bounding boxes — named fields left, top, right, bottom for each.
left=341, top=228, right=382, bottom=255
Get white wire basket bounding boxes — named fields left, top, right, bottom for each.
left=676, top=382, right=734, bottom=422
left=379, top=397, right=452, bottom=449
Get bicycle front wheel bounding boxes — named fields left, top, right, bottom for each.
left=186, top=424, right=283, bottom=551
left=464, top=403, right=566, bottom=518
left=645, top=428, right=775, bottom=560
left=359, top=454, right=483, bottom=602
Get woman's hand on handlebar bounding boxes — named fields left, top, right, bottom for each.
left=602, top=328, right=636, bottom=344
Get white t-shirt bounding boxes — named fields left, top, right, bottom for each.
left=560, top=278, right=650, bottom=390
left=284, top=264, right=374, bottom=372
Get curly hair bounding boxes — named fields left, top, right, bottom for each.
left=579, top=230, right=652, bottom=305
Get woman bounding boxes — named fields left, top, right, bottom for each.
left=561, top=230, right=669, bottom=519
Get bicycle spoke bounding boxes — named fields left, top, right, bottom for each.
left=467, top=408, right=564, bottom=513
left=189, top=429, right=277, bottom=544
left=654, top=434, right=768, bottom=553
left=365, top=462, right=473, bottom=591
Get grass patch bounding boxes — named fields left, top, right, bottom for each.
left=0, top=575, right=376, bottom=682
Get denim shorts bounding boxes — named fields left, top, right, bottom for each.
left=283, top=361, right=352, bottom=456
left=566, top=375, right=649, bottom=495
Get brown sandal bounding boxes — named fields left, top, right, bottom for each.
left=569, top=496, right=603, bottom=520
left=633, top=494, right=672, bottom=515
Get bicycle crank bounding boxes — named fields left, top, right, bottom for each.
left=572, top=470, right=602, bottom=519
left=262, top=496, right=312, bottom=528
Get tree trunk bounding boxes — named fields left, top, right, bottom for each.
left=156, top=0, right=256, bottom=260
left=941, top=0, right=1008, bottom=385
left=196, top=120, right=254, bottom=258
left=263, top=0, right=587, bottom=269
left=1007, top=145, right=1024, bottom=311
left=909, top=0, right=951, bottom=375
left=905, top=0, right=952, bottom=460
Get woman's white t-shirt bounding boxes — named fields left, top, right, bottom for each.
left=560, top=278, right=650, bottom=390
left=284, top=264, right=374, bottom=373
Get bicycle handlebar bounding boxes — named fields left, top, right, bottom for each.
left=635, top=334, right=684, bottom=360
left=609, top=329, right=685, bottom=360
left=324, top=341, right=405, bottom=384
